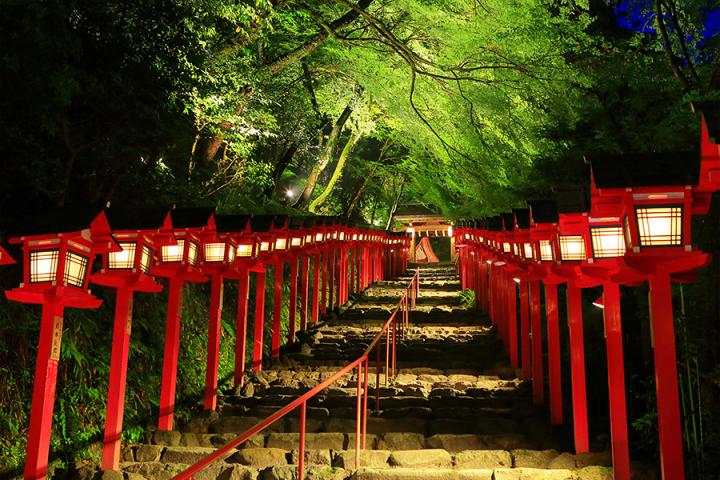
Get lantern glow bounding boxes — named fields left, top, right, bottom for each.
left=590, top=226, right=626, bottom=258
left=108, top=242, right=137, bottom=269
left=635, top=206, right=683, bottom=247
left=30, top=250, right=59, bottom=283
left=523, top=243, right=534, bottom=259
left=204, top=242, right=226, bottom=262
left=539, top=240, right=553, bottom=262
left=274, top=238, right=287, bottom=250
left=162, top=239, right=185, bottom=263
left=237, top=244, right=253, bottom=257
left=559, top=235, right=586, bottom=261
left=187, top=241, right=199, bottom=266
left=63, top=251, right=89, bottom=287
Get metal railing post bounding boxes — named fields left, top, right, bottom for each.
left=375, top=346, right=381, bottom=413
left=355, top=363, right=362, bottom=469
left=385, top=328, right=390, bottom=386
left=299, top=401, right=306, bottom=480
left=362, top=357, right=369, bottom=449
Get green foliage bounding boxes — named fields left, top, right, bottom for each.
left=457, top=288, right=475, bottom=307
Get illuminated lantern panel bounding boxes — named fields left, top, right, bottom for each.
left=140, top=245, right=152, bottom=273
left=259, top=241, right=271, bottom=252
left=339, top=232, right=345, bottom=240
left=635, top=206, right=683, bottom=247
left=275, top=238, right=287, bottom=250
left=503, top=242, right=511, bottom=253
left=188, top=241, right=199, bottom=266
left=523, top=243, right=534, bottom=260
left=63, top=251, right=90, bottom=287
left=30, top=250, right=59, bottom=283
left=228, top=245, right=236, bottom=262
left=315, top=233, right=324, bottom=242
left=291, top=236, right=303, bottom=247
left=305, top=234, right=314, bottom=244
left=162, top=239, right=185, bottom=262
left=539, top=240, right=553, bottom=262
left=237, top=244, right=253, bottom=258
left=204, top=242, right=227, bottom=262
left=109, top=242, right=136, bottom=269
left=591, top=226, right=626, bottom=258
left=559, top=235, right=586, bottom=261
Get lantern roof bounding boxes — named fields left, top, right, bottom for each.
left=485, top=216, right=503, bottom=231
left=512, top=208, right=531, bottom=229
left=215, top=214, right=252, bottom=233
left=694, top=101, right=720, bottom=143
left=250, top=214, right=276, bottom=232
left=105, top=207, right=170, bottom=231
left=289, top=216, right=307, bottom=230
left=588, top=152, right=700, bottom=189
left=528, top=200, right=559, bottom=224
left=501, top=213, right=515, bottom=231
left=556, top=187, right=590, bottom=214
left=169, top=207, right=215, bottom=229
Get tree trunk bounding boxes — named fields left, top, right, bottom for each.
left=264, top=142, right=299, bottom=197
left=309, top=130, right=362, bottom=212
left=385, top=178, right=405, bottom=230
left=294, top=103, right=353, bottom=209
left=345, top=164, right=378, bottom=220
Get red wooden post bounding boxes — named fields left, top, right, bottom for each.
left=321, top=248, right=328, bottom=315
left=252, top=270, right=266, bottom=372
left=311, top=253, right=320, bottom=322
left=288, top=258, right=298, bottom=343
left=545, top=282, right=562, bottom=424
left=648, top=272, right=685, bottom=480
left=328, top=247, right=336, bottom=309
left=101, top=288, right=133, bottom=470
left=507, top=278, right=518, bottom=368
left=602, top=282, right=631, bottom=480
left=566, top=283, right=589, bottom=453
left=203, top=275, right=224, bottom=411
left=158, top=276, right=184, bottom=430
left=271, top=264, right=283, bottom=359
left=349, top=247, right=356, bottom=295
left=530, top=280, right=544, bottom=404
left=520, top=281, right=532, bottom=380
left=300, top=255, right=309, bottom=331
left=234, top=269, right=249, bottom=386
left=24, top=299, right=64, bottom=480
left=499, top=271, right=508, bottom=352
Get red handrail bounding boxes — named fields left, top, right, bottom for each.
left=173, top=268, right=420, bottom=480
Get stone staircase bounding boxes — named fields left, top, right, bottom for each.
left=109, top=263, right=616, bottom=480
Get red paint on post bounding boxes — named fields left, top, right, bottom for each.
left=271, top=265, right=283, bottom=359
left=24, top=300, right=64, bottom=480
left=311, top=254, right=320, bottom=322
left=530, top=280, right=544, bottom=404
left=648, top=273, right=685, bottom=480
left=328, top=247, right=335, bottom=309
left=602, top=282, right=631, bottom=480
left=252, top=271, right=266, bottom=372
left=158, top=277, right=184, bottom=430
left=234, top=270, right=249, bottom=386
left=101, top=288, right=133, bottom=470
left=321, top=248, right=328, bottom=315
left=566, top=283, right=589, bottom=453
left=520, top=280, right=531, bottom=381
left=288, top=259, right=298, bottom=344
left=545, top=283, right=562, bottom=424
left=507, top=278, right=518, bottom=368
left=300, top=255, right=309, bottom=331
left=204, top=275, right=224, bottom=411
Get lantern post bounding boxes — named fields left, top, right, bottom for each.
left=287, top=218, right=306, bottom=343
left=310, top=226, right=324, bottom=323
left=5, top=208, right=116, bottom=480
left=300, top=223, right=315, bottom=331
left=221, top=216, right=257, bottom=387
left=268, top=217, right=291, bottom=360
left=152, top=208, right=213, bottom=430
left=250, top=215, right=277, bottom=372
left=91, top=209, right=168, bottom=470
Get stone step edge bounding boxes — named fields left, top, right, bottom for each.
left=123, top=444, right=612, bottom=472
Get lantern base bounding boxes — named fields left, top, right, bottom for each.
left=5, top=285, right=101, bottom=308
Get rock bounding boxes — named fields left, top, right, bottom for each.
left=218, top=465, right=260, bottom=480
left=122, top=462, right=171, bottom=479
left=394, top=374, right=418, bottom=384
left=575, top=466, right=613, bottom=480
left=160, top=446, right=216, bottom=464
left=351, top=468, right=457, bottom=479
left=121, top=445, right=135, bottom=462
left=289, top=449, right=332, bottom=466
left=125, top=473, right=146, bottom=480
left=511, top=449, right=559, bottom=468
left=211, top=416, right=272, bottom=434
left=304, top=467, right=348, bottom=480
left=454, top=450, right=511, bottom=469
left=153, top=430, right=182, bottom=447
left=180, top=433, right=215, bottom=448
left=447, top=374, right=477, bottom=383
left=260, top=465, right=296, bottom=480
left=228, top=448, right=288, bottom=467
left=425, top=434, right=486, bottom=452
left=417, top=374, right=447, bottom=383
left=388, top=449, right=452, bottom=468
left=480, top=434, right=532, bottom=450
left=456, top=470, right=493, bottom=480
left=265, top=433, right=345, bottom=451
left=346, top=433, right=378, bottom=450
left=185, top=411, right=219, bottom=434
left=135, top=445, right=164, bottom=462
left=574, top=452, right=612, bottom=468
left=101, top=470, right=123, bottom=480
left=493, top=468, right=574, bottom=480
left=377, top=433, right=425, bottom=450
left=333, top=450, right=391, bottom=469
left=547, top=452, right=576, bottom=470
left=210, top=433, right=265, bottom=449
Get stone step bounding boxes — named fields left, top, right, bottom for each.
left=117, top=444, right=614, bottom=479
